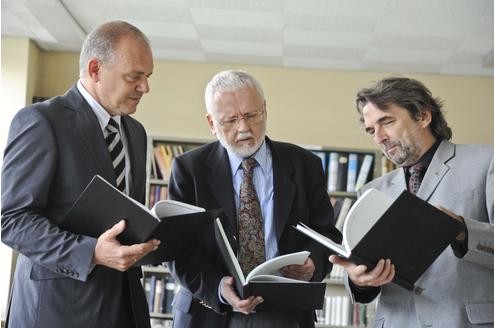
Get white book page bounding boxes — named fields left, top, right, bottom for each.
left=342, top=188, right=394, bottom=250
left=246, top=251, right=310, bottom=282
left=151, top=199, right=205, bottom=218
left=248, top=274, right=307, bottom=283
left=215, top=218, right=246, bottom=285
left=294, top=223, right=351, bottom=258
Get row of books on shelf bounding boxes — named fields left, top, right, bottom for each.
left=316, top=296, right=373, bottom=327
left=151, top=319, right=173, bottom=328
left=326, top=152, right=374, bottom=193
left=328, top=265, right=345, bottom=282
left=152, top=143, right=198, bottom=181
left=149, top=185, right=168, bottom=208
left=143, top=274, right=178, bottom=315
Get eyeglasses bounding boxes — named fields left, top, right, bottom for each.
left=214, top=109, right=265, bottom=130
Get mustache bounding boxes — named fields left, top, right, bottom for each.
left=382, top=141, right=401, bottom=151
left=236, top=131, right=254, bottom=141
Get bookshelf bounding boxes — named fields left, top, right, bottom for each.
left=143, top=136, right=386, bottom=327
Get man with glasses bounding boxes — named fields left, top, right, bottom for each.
left=166, top=70, right=342, bottom=328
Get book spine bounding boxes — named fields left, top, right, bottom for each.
left=335, top=197, right=353, bottom=231
left=346, top=153, right=358, bottom=192
left=327, top=152, right=339, bottom=192
left=336, top=153, right=348, bottom=192
left=355, top=154, right=374, bottom=190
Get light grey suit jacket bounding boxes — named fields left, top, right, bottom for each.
left=347, top=140, right=493, bottom=328
left=1, top=86, right=150, bottom=328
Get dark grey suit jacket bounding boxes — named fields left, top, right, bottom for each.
left=166, top=139, right=342, bottom=328
left=1, top=86, right=150, bottom=328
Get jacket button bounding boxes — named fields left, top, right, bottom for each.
left=414, top=287, right=424, bottom=295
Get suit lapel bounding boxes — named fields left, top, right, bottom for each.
left=64, top=86, right=115, bottom=182
left=121, top=117, right=145, bottom=200
left=417, top=140, right=454, bottom=201
left=269, top=140, right=296, bottom=242
left=206, top=143, right=237, bottom=232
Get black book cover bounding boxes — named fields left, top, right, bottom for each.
left=350, top=191, right=463, bottom=290
left=295, top=189, right=464, bottom=290
left=61, top=175, right=220, bottom=264
left=213, top=218, right=326, bottom=311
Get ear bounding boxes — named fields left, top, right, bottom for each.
left=205, top=113, right=217, bottom=136
left=87, top=58, right=102, bottom=82
left=419, top=110, right=432, bottom=128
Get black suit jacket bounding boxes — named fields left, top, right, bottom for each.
left=167, top=138, right=342, bottom=328
left=1, top=85, right=150, bottom=327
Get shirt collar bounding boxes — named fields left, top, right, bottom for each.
left=404, top=139, right=441, bottom=172
left=76, top=80, right=122, bottom=131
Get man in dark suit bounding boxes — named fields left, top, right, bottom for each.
left=167, top=70, right=342, bottom=328
left=1, top=21, right=159, bottom=327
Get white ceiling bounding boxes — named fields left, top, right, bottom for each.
left=2, top=0, right=493, bottom=76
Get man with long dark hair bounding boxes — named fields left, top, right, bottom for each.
left=331, top=77, right=493, bottom=327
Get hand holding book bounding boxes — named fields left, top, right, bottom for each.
left=93, top=220, right=161, bottom=271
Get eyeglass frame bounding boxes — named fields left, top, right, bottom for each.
left=212, top=106, right=266, bottom=130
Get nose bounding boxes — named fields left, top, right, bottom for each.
left=373, top=126, right=387, bottom=145
left=136, top=78, right=150, bottom=94
left=236, top=116, right=250, bottom=132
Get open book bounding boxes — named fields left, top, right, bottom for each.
left=61, top=175, right=220, bottom=265
left=214, top=218, right=326, bottom=310
left=294, top=188, right=463, bottom=290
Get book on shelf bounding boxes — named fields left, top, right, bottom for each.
left=144, top=274, right=176, bottom=314
left=346, top=153, right=358, bottom=192
left=327, top=152, right=339, bottom=192
left=61, top=175, right=220, bottom=265
left=294, top=188, right=463, bottom=290
left=354, top=154, right=374, bottom=191
left=334, top=197, right=354, bottom=231
left=214, top=218, right=326, bottom=311
left=335, top=153, right=348, bottom=192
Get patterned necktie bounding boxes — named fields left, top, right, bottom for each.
left=408, top=163, right=426, bottom=194
left=106, top=118, right=126, bottom=192
left=238, top=157, right=265, bottom=274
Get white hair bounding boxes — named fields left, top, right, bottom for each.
left=204, top=70, right=265, bottom=113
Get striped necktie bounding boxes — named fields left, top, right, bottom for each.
left=238, top=157, right=265, bottom=274
left=106, top=118, right=126, bottom=192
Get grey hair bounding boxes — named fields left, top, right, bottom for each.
left=79, top=20, right=150, bottom=76
left=204, top=70, right=265, bottom=113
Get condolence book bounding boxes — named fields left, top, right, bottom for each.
left=294, top=189, right=463, bottom=290
left=214, top=218, right=326, bottom=311
left=62, top=175, right=220, bottom=265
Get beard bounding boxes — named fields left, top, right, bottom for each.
left=382, top=140, right=421, bottom=167
left=217, top=125, right=266, bottom=158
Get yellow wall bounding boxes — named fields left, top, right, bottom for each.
left=35, top=50, right=493, bottom=150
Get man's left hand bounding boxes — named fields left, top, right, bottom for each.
left=280, top=258, right=315, bottom=281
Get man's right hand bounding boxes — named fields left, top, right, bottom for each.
left=93, top=220, right=160, bottom=271
left=220, top=276, right=263, bottom=314
left=329, top=255, right=395, bottom=287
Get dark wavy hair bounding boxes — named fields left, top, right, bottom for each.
left=355, top=77, right=452, bottom=140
